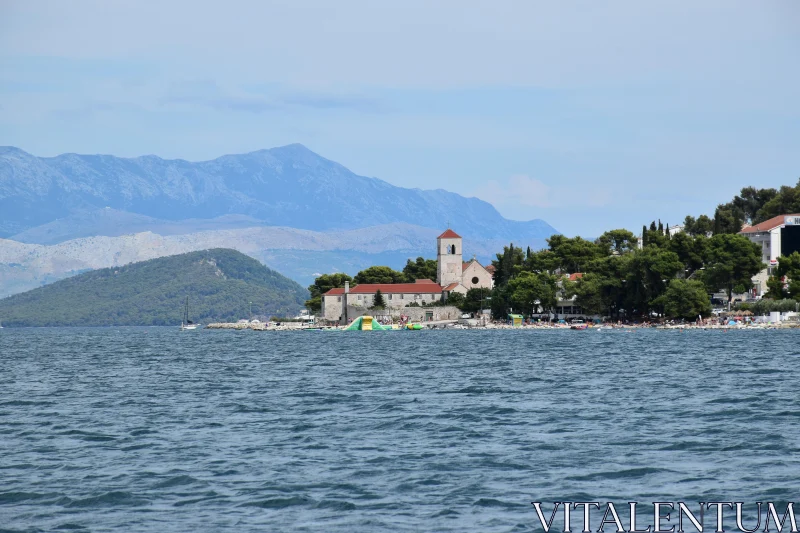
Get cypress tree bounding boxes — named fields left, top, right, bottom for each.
left=372, top=289, right=386, bottom=309
left=642, top=225, right=648, bottom=247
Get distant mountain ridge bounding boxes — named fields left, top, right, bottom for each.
left=0, top=249, right=307, bottom=327
left=0, top=144, right=557, bottom=241
left=0, top=223, right=510, bottom=297
left=0, top=144, right=559, bottom=297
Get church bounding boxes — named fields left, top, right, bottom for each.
left=435, top=228, right=495, bottom=294
left=320, top=229, right=495, bottom=323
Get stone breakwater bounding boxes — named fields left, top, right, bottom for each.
left=205, top=321, right=800, bottom=331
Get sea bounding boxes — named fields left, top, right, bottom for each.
left=1, top=328, right=798, bottom=532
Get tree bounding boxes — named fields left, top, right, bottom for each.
left=703, top=234, right=762, bottom=308
left=623, top=246, right=682, bottom=316
left=764, top=275, right=788, bottom=300
left=653, top=280, right=711, bottom=320
left=522, top=249, right=559, bottom=273
left=732, top=186, right=778, bottom=224
left=305, top=272, right=353, bottom=314
left=547, top=235, right=604, bottom=273
left=460, top=287, right=492, bottom=313
left=508, top=271, right=558, bottom=316
left=774, top=251, right=800, bottom=299
left=353, top=266, right=405, bottom=285
left=567, top=273, right=608, bottom=316
left=752, top=179, right=800, bottom=223
left=713, top=204, right=745, bottom=234
left=684, top=215, right=714, bottom=237
left=596, top=229, right=637, bottom=255
left=372, top=289, right=386, bottom=309
left=402, top=257, right=438, bottom=283
left=444, top=291, right=466, bottom=310
left=668, top=232, right=707, bottom=275
left=491, top=244, right=525, bottom=286
left=489, top=285, right=511, bottom=319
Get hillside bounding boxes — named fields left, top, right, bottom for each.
left=0, top=249, right=308, bottom=327
left=0, top=223, right=518, bottom=296
left=0, top=144, right=557, bottom=242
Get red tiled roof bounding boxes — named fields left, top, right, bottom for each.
left=566, top=273, right=584, bottom=281
left=323, top=288, right=346, bottom=295
left=442, top=283, right=461, bottom=291
left=437, top=229, right=461, bottom=239
left=415, top=279, right=437, bottom=284
left=485, top=265, right=496, bottom=273
left=352, top=283, right=442, bottom=294
left=740, top=214, right=800, bottom=233
left=324, top=283, right=442, bottom=295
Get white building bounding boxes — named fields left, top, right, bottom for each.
left=739, top=214, right=800, bottom=297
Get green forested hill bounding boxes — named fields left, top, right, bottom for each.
left=0, top=249, right=308, bottom=326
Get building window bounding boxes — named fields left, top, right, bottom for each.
left=388, top=294, right=393, bottom=300
left=358, top=295, right=362, bottom=300
left=472, top=276, right=479, bottom=284
left=337, top=296, right=341, bottom=302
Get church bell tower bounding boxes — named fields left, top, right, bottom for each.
left=436, top=229, right=463, bottom=287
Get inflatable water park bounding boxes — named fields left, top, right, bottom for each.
left=343, top=316, right=423, bottom=331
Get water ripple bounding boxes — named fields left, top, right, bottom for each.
left=0, top=328, right=798, bottom=531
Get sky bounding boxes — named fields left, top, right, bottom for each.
left=1, top=1, right=799, bottom=236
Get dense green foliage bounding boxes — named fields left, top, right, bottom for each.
left=738, top=298, right=798, bottom=314
left=766, top=252, right=800, bottom=299
left=686, top=179, right=800, bottom=234
left=652, top=280, right=712, bottom=320
left=353, top=266, right=406, bottom=285
left=402, top=257, right=438, bottom=283
left=305, top=272, right=353, bottom=314
left=488, top=222, right=761, bottom=319
left=0, top=249, right=308, bottom=326
left=703, top=233, right=763, bottom=304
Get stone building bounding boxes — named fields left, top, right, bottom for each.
left=320, top=228, right=495, bottom=323
left=435, top=229, right=494, bottom=295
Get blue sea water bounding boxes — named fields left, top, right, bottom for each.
left=1, top=328, right=798, bottom=532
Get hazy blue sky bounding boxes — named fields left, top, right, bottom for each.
left=1, top=1, right=798, bottom=236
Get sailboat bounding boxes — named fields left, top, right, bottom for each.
left=181, top=296, right=199, bottom=330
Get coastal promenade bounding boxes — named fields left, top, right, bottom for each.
left=204, top=320, right=799, bottom=331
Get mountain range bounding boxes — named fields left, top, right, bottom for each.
left=0, top=144, right=558, bottom=296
